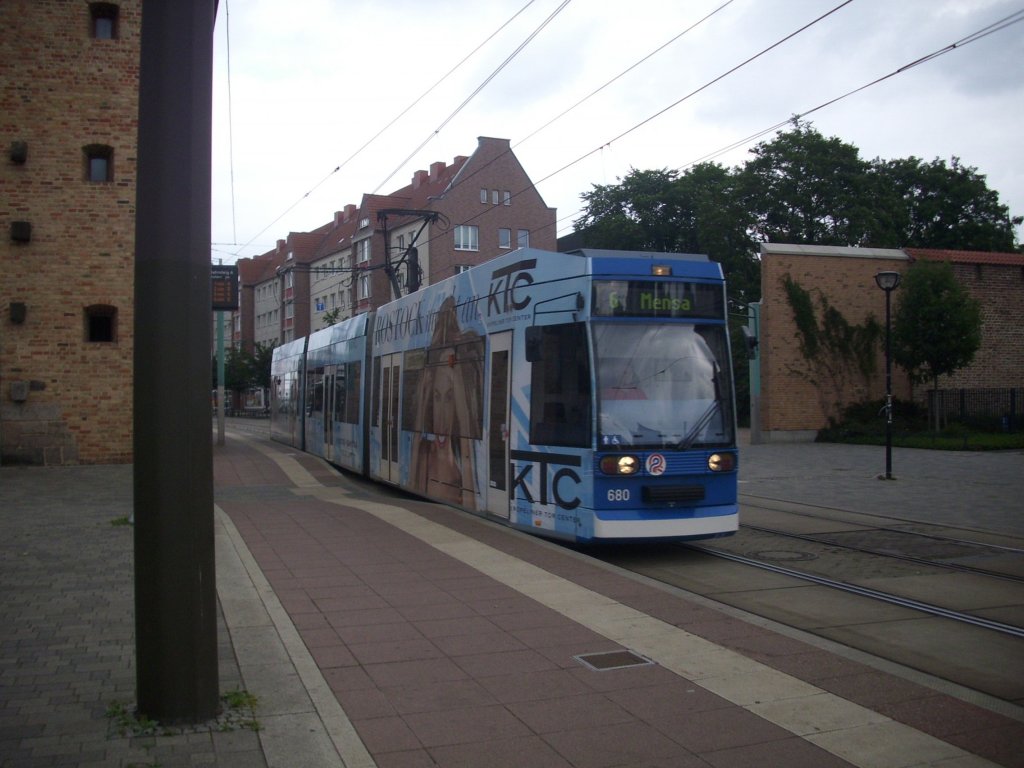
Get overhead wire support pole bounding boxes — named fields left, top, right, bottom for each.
left=133, top=0, right=219, bottom=723
left=377, top=209, right=440, bottom=297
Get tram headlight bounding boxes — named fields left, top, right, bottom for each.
left=600, top=455, right=639, bottom=475
left=708, top=452, right=735, bottom=472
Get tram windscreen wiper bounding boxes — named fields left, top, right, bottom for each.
left=676, top=364, right=722, bottom=451
left=676, top=400, right=721, bottom=451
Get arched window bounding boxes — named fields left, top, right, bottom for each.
left=85, top=305, right=117, bottom=343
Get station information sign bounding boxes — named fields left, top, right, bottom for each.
left=211, top=265, right=239, bottom=311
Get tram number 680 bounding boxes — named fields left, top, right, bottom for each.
left=607, top=488, right=631, bottom=502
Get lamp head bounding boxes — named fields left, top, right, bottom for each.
left=875, top=271, right=901, bottom=291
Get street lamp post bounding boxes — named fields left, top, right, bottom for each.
left=875, top=271, right=901, bottom=480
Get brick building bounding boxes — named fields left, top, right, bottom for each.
left=235, top=136, right=556, bottom=349
left=1, top=0, right=140, bottom=465
left=753, top=243, right=1024, bottom=442
left=0, top=2, right=553, bottom=465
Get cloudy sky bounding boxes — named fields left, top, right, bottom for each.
left=210, top=0, right=1024, bottom=264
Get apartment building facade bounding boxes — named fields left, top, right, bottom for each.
left=1, top=0, right=140, bottom=465
left=234, top=136, right=557, bottom=350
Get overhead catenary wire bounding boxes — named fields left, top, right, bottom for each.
left=221, top=0, right=845, bottom=259
left=226, top=0, right=544, bottom=259
left=413, top=0, right=858, bottom=250
left=677, top=7, right=1024, bottom=171
left=220, top=0, right=727, bottom=261
left=221, top=3, right=1023, bottom=261
left=223, top=0, right=237, bottom=245
left=371, top=0, right=574, bottom=194
left=505, top=5, right=1024, bottom=241
left=528, top=0, right=856, bottom=198
left=431, top=0, right=738, bottom=202
left=513, top=0, right=737, bottom=150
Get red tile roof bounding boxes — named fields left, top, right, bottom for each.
left=905, top=248, right=1024, bottom=266
left=263, top=138, right=497, bottom=264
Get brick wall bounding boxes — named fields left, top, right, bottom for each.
left=758, top=244, right=1024, bottom=439
left=934, top=262, right=1024, bottom=389
left=1, top=0, right=140, bottom=464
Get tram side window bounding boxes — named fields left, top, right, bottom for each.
left=371, top=357, right=381, bottom=427
left=529, top=323, right=591, bottom=447
left=402, top=350, right=424, bottom=432
left=307, top=368, right=324, bottom=415
left=333, top=368, right=346, bottom=424
left=345, top=362, right=361, bottom=424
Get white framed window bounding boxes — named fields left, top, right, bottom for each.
left=455, top=265, right=471, bottom=274
left=517, top=229, right=529, bottom=248
left=498, top=228, right=511, bottom=249
left=491, top=189, right=499, bottom=205
left=285, top=302, right=294, bottom=319
left=356, top=239, right=370, bottom=263
left=480, top=189, right=488, bottom=204
left=454, top=225, right=479, bottom=251
left=503, top=190, right=511, bottom=206
left=285, top=271, right=294, bottom=289
left=358, top=273, right=370, bottom=300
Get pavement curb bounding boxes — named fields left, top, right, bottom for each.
left=215, top=505, right=376, bottom=768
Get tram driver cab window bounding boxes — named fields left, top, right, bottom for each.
left=528, top=323, right=591, bottom=447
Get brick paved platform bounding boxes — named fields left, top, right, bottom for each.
left=1, top=424, right=1021, bottom=767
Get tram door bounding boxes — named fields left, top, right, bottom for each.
left=486, top=332, right=511, bottom=519
left=378, top=353, right=402, bottom=483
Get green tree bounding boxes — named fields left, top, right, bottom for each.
left=739, top=119, right=886, bottom=247
left=871, top=156, right=1021, bottom=251
left=577, top=122, right=1020, bottom=264
left=250, top=342, right=275, bottom=390
left=212, top=342, right=275, bottom=391
left=577, top=168, right=691, bottom=252
left=892, top=261, right=982, bottom=427
left=219, top=346, right=251, bottom=391
left=576, top=163, right=758, bottom=308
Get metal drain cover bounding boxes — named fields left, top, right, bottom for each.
left=574, top=650, right=653, bottom=671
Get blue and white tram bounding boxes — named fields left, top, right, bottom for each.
left=271, top=248, right=738, bottom=543
left=269, top=335, right=307, bottom=448
left=302, top=314, right=371, bottom=472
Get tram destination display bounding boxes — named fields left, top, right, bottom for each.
left=592, top=280, right=723, bottom=318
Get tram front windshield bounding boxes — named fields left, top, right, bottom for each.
left=594, top=323, right=733, bottom=449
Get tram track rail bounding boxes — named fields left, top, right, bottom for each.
left=682, top=542, right=1024, bottom=639
left=739, top=496, right=1024, bottom=555
left=738, top=521, right=1024, bottom=584
left=595, top=498, right=1024, bottom=700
